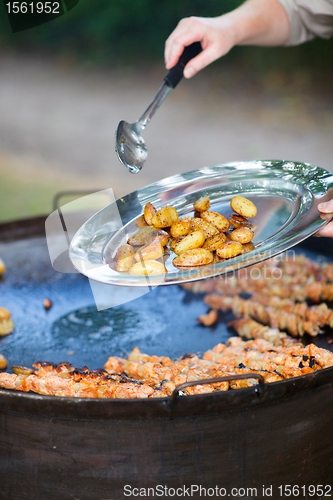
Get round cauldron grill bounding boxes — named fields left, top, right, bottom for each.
left=0, top=216, right=333, bottom=499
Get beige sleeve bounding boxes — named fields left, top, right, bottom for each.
left=276, top=0, right=333, bottom=45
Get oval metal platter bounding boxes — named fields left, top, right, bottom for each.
left=69, top=160, right=333, bottom=287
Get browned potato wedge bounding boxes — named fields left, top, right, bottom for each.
left=230, top=214, right=249, bottom=228
left=0, top=354, right=8, bottom=370
left=0, top=257, right=5, bottom=275
left=115, top=244, right=135, bottom=272
left=151, top=206, right=178, bottom=228
left=170, top=219, right=191, bottom=238
left=144, top=202, right=157, bottom=225
left=230, top=196, right=257, bottom=218
left=230, top=213, right=257, bottom=231
left=212, top=252, right=224, bottom=264
left=0, top=319, right=14, bottom=336
left=216, top=241, right=243, bottom=259
left=173, top=230, right=205, bottom=255
left=202, top=233, right=227, bottom=251
left=127, top=226, right=157, bottom=246
left=193, top=196, right=210, bottom=213
left=158, top=247, right=171, bottom=263
left=242, top=242, right=255, bottom=254
left=0, top=307, right=14, bottom=336
left=0, top=307, right=11, bottom=321
left=173, top=248, right=213, bottom=267
left=230, top=227, right=254, bottom=244
left=13, top=365, right=34, bottom=376
left=146, top=230, right=170, bottom=247
left=129, top=260, right=167, bottom=276
left=169, top=237, right=184, bottom=252
left=137, top=215, right=148, bottom=228
left=134, top=241, right=164, bottom=262
left=201, top=211, right=230, bottom=232
left=190, top=218, right=219, bottom=238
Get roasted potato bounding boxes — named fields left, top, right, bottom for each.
left=216, top=241, right=243, bottom=259
left=0, top=307, right=14, bottom=336
left=144, top=202, right=157, bottom=226
left=146, top=229, right=170, bottom=247
left=0, top=319, right=14, bottom=336
left=230, top=227, right=254, bottom=244
left=170, top=218, right=191, bottom=238
left=137, top=215, right=148, bottom=228
left=134, top=241, right=164, bottom=262
left=230, top=196, right=257, bottom=218
left=43, top=298, right=52, bottom=310
left=0, top=354, right=7, bottom=370
left=127, top=226, right=157, bottom=246
left=0, top=257, right=5, bottom=276
left=193, top=196, right=210, bottom=213
left=0, top=307, right=11, bottom=321
left=118, top=193, right=259, bottom=274
left=242, top=242, right=255, bottom=254
left=202, top=233, right=227, bottom=251
left=129, top=260, right=167, bottom=276
left=114, top=244, right=135, bottom=272
left=158, top=247, right=171, bottom=263
left=173, top=248, right=213, bottom=267
left=151, top=206, right=178, bottom=228
left=190, top=217, right=219, bottom=238
left=173, top=230, right=205, bottom=255
left=212, top=252, right=225, bottom=264
left=230, top=214, right=250, bottom=228
left=13, top=365, right=34, bottom=375
left=201, top=211, right=230, bottom=232
left=169, top=237, right=184, bottom=252
left=230, top=213, right=257, bottom=232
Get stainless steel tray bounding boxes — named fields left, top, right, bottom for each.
left=69, top=160, right=333, bottom=286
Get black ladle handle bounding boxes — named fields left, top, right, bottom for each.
left=164, top=42, right=202, bottom=89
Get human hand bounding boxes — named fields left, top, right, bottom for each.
left=164, top=16, right=237, bottom=78
left=315, top=200, right=333, bottom=237
left=164, top=0, right=291, bottom=79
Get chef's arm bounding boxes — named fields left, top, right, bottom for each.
left=165, top=0, right=290, bottom=78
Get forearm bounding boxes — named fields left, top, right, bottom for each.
left=226, top=0, right=291, bottom=47
left=165, top=0, right=291, bottom=77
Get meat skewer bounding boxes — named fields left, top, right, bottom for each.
left=251, top=295, right=333, bottom=326
left=182, top=254, right=331, bottom=300
left=204, top=294, right=327, bottom=337
left=1, top=331, right=333, bottom=399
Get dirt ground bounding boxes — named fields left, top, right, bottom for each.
left=1, top=53, right=333, bottom=221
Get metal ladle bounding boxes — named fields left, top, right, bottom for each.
left=115, top=43, right=202, bottom=174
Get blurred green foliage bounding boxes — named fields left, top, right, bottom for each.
left=0, top=0, right=333, bottom=78
left=0, top=0, right=241, bottom=61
